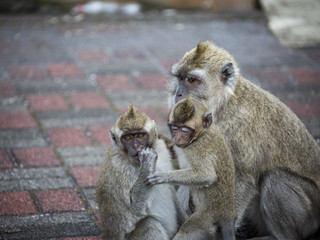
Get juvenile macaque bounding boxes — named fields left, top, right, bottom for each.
left=96, top=104, right=186, bottom=240
left=147, top=96, right=236, bottom=240
left=168, top=41, right=320, bottom=240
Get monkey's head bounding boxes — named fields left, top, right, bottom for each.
left=110, top=104, right=157, bottom=166
left=168, top=41, right=239, bottom=117
left=168, top=96, right=212, bottom=148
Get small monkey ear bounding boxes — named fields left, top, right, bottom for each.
left=203, top=112, right=213, bottom=128
left=221, top=62, right=235, bottom=86
left=109, top=129, right=118, bottom=147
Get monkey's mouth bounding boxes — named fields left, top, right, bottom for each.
left=176, top=143, right=188, bottom=148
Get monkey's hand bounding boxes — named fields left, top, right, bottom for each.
left=130, top=148, right=157, bottom=216
left=139, top=148, right=157, bottom=174
left=146, top=172, right=167, bottom=186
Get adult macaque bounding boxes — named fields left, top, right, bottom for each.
left=96, top=104, right=186, bottom=240
left=168, top=41, right=320, bottom=240
left=147, top=96, right=236, bottom=240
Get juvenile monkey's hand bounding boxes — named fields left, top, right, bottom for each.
left=147, top=172, right=167, bottom=186
left=139, top=148, right=157, bottom=174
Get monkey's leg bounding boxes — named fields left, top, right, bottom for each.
left=219, top=219, right=236, bottom=240
left=173, top=212, right=217, bottom=240
left=259, top=170, right=320, bottom=240
left=126, top=216, right=169, bottom=240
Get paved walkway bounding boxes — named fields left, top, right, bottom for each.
left=0, top=10, right=319, bottom=239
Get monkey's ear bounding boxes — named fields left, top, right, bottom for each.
left=203, top=112, right=212, bottom=128
left=109, top=129, right=118, bottom=147
left=221, top=62, right=235, bottom=86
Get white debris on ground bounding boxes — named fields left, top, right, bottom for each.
left=261, top=0, right=320, bottom=48
left=71, top=1, right=141, bottom=16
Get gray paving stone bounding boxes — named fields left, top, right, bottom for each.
left=0, top=166, right=73, bottom=192
left=14, top=78, right=96, bottom=94
left=57, top=146, right=106, bottom=167
left=0, top=129, right=47, bottom=148
left=0, top=212, right=100, bottom=239
left=36, top=109, right=118, bottom=128
left=107, top=90, right=167, bottom=109
left=301, top=118, right=320, bottom=139
left=0, top=97, right=27, bottom=112
left=82, top=188, right=98, bottom=211
left=0, top=167, right=66, bottom=181
left=85, top=59, right=162, bottom=75
left=0, top=177, right=73, bottom=192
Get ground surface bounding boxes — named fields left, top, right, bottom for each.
left=0, top=9, right=319, bottom=240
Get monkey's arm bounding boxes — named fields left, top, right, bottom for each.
left=147, top=168, right=217, bottom=187
left=130, top=148, right=157, bottom=216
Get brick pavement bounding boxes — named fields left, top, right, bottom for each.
left=0, top=10, right=319, bottom=240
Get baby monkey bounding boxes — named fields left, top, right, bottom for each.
left=147, top=96, right=237, bottom=240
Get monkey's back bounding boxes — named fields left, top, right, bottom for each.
left=218, top=77, right=320, bottom=187
left=185, top=127, right=237, bottom=221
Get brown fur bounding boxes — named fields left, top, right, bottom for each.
left=149, top=97, right=236, bottom=239
left=96, top=106, right=186, bottom=240
left=168, top=41, right=320, bottom=240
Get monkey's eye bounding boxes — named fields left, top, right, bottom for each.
left=181, top=127, right=190, bottom=132
left=137, top=133, right=145, bottom=139
left=123, top=135, right=132, bottom=142
left=187, top=77, right=196, bottom=83
left=171, top=125, right=179, bottom=131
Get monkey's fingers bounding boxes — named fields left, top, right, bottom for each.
left=146, top=173, right=164, bottom=186
left=139, top=148, right=158, bottom=167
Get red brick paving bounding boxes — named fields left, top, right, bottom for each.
left=69, top=92, right=110, bottom=110
left=285, top=101, right=320, bottom=118
left=74, top=48, right=109, bottom=62
left=88, top=125, right=112, bottom=145
left=47, top=127, right=90, bottom=147
left=35, top=189, right=85, bottom=213
left=258, top=69, right=294, bottom=86
left=12, top=147, right=60, bottom=168
left=8, top=64, right=44, bottom=80
left=46, top=63, right=83, bottom=78
left=0, top=191, right=37, bottom=216
left=69, top=166, right=100, bottom=187
left=26, top=94, right=69, bottom=111
left=96, top=74, right=136, bottom=91
left=0, top=150, right=13, bottom=169
left=288, top=68, right=320, bottom=84
left=0, top=81, right=17, bottom=96
left=134, top=73, right=167, bottom=90
left=0, top=111, right=37, bottom=129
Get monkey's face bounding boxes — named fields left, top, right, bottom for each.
left=168, top=41, right=238, bottom=115
left=169, top=124, right=195, bottom=148
left=120, top=131, right=151, bottom=165
left=169, top=66, right=209, bottom=109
